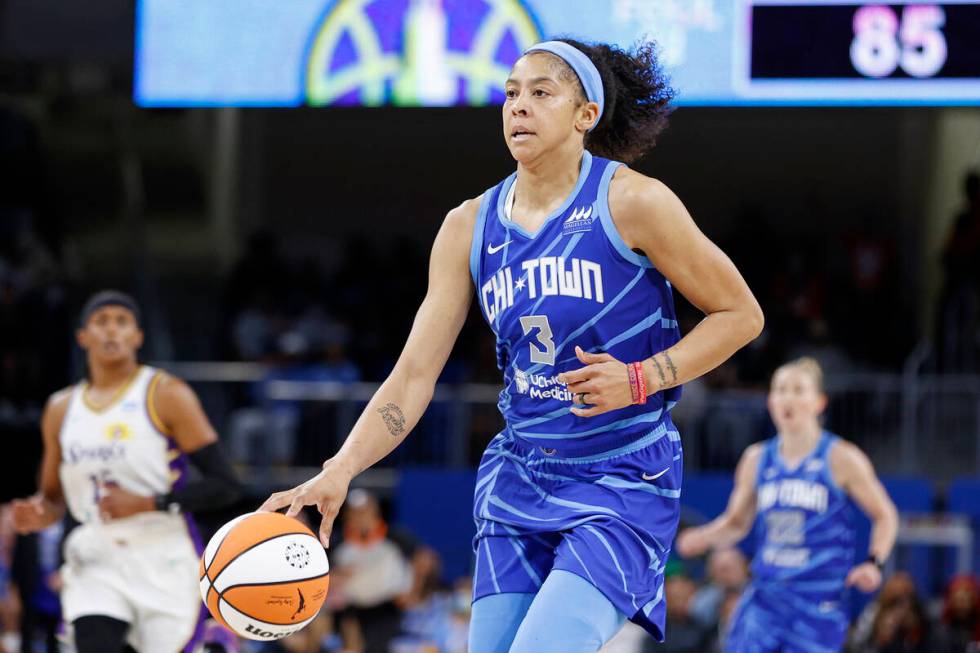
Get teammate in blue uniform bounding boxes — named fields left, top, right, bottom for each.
left=262, top=38, right=763, bottom=652
left=676, top=357, right=899, bottom=653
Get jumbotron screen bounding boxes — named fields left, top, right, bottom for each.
left=134, top=0, right=980, bottom=107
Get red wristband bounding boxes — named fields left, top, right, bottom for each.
left=633, top=362, right=647, bottom=404
left=627, top=363, right=640, bottom=404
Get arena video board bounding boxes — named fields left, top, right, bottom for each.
left=134, top=0, right=980, bottom=107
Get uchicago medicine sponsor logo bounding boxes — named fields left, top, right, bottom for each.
left=513, top=366, right=573, bottom=402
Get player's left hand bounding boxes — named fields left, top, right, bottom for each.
left=98, top=485, right=155, bottom=520
left=558, top=346, right=635, bottom=418
left=845, top=561, right=882, bottom=593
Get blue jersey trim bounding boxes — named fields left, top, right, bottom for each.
left=820, top=433, right=846, bottom=495
left=496, top=151, right=593, bottom=239
left=596, top=163, right=654, bottom=269
left=755, top=438, right=776, bottom=489
left=470, top=191, right=494, bottom=287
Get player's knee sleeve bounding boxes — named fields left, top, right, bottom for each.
left=468, top=592, right=535, bottom=653
left=73, top=615, right=130, bottom=653
left=510, top=570, right=625, bottom=653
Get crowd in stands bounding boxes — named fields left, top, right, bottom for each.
left=4, top=493, right=980, bottom=652
left=3, top=101, right=980, bottom=651
left=937, top=172, right=980, bottom=374
left=9, top=490, right=980, bottom=653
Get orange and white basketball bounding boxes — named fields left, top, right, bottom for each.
left=199, top=512, right=330, bottom=641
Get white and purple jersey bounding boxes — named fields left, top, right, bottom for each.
left=59, top=365, right=203, bottom=547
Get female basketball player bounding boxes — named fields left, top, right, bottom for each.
left=676, top=357, right=899, bottom=653
left=262, top=39, right=764, bottom=652
left=11, top=290, right=242, bottom=653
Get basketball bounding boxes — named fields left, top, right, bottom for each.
left=198, top=512, right=330, bottom=641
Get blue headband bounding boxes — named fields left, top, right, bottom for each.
left=80, top=290, right=141, bottom=327
left=524, top=40, right=604, bottom=131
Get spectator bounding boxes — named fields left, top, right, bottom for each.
left=329, top=490, right=413, bottom=653
left=688, top=547, right=749, bottom=628
left=940, top=575, right=980, bottom=650
left=863, top=594, right=954, bottom=653
left=937, top=170, right=980, bottom=372
left=643, top=570, right=712, bottom=653
left=394, top=548, right=467, bottom=653
left=849, top=571, right=918, bottom=651
left=713, top=590, right=742, bottom=653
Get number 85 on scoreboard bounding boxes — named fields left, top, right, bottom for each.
left=737, top=1, right=980, bottom=104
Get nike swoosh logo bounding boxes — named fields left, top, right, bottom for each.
left=487, top=241, right=512, bottom=255
left=641, top=468, right=670, bottom=482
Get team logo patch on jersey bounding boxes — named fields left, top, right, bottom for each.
left=121, top=400, right=139, bottom=412
left=804, top=459, right=824, bottom=472
left=514, top=368, right=530, bottom=394
left=562, top=204, right=596, bottom=235
left=105, top=423, right=132, bottom=441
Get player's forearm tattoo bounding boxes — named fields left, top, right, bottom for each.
left=662, top=351, right=679, bottom=385
left=650, top=355, right=667, bottom=389
left=377, top=402, right=406, bottom=437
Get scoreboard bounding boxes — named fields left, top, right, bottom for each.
left=739, top=0, right=980, bottom=103
left=134, top=0, right=980, bottom=107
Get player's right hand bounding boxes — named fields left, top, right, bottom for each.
left=675, top=527, right=710, bottom=558
left=10, top=495, right=59, bottom=534
left=259, top=458, right=354, bottom=548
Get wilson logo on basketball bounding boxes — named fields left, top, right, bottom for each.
left=244, top=624, right=298, bottom=639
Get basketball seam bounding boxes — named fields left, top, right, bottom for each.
left=203, top=518, right=242, bottom=579
left=209, top=532, right=320, bottom=588
left=217, top=574, right=329, bottom=627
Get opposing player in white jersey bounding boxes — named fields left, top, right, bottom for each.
left=11, top=290, right=242, bottom=653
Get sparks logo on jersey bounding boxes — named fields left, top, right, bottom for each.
left=481, top=256, right=604, bottom=322
left=105, top=423, right=132, bottom=441
left=562, top=205, right=596, bottom=235
left=512, top=366, right=573, bottom=402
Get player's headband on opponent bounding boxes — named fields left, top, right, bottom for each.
left=80, top=290, right=142, bottom=327
left=524, top=41, right=604, bottom=132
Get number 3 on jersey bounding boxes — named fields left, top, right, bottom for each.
left=520, top=315, right=556, bottom=366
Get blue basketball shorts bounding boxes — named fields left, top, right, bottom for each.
left=725, top=583, right=849, bottom=653
left=471, top=419, right=683, bottom=641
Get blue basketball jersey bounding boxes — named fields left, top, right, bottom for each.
left=469, top=152, right=681, bottom=456
left=751, top=433, right=855, bottom=589
left=725, top=434, right=856, bottom=653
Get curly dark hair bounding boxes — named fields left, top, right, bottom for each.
left=548, top=38, right=675, bottom=164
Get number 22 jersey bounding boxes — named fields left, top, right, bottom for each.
left=470, top=152, right=681, bottom=455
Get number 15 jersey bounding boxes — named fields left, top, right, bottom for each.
left=470, top=152, right=682, bottom=457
